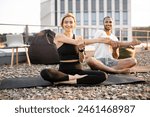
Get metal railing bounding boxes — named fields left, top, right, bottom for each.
left=132, top=30, right=150, bottom=50
left=0, top=23, right=150, bottom=50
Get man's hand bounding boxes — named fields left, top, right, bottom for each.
left=131, top=39, right=141, bottom=46
left=109, top=40, right=118, bottom=48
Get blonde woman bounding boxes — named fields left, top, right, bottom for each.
left=40, top=13, right=108, bottom=85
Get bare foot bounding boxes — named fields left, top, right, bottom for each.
left=115, top=68, right=130, bottom=74
left=69, top=74, right=88, bottom=80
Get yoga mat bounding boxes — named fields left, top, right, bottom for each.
left=0, top=74, right=145, bottom=89
left=102, top=74, right=145, bottom=85
left=0, top=76, right=52, bottom=89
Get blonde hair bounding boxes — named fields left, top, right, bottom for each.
left=60, top=13, right=76, bottom=27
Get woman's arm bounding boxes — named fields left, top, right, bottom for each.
left=84, top=37, right=112, bottom=45
left=55, top=33, right=84, bottom=46
left=78, top=38, right=86, bottom=63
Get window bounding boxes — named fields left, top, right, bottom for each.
left=115, top=28, right=120, bottom=40
left=76, top=0, right=80, bottom=12
left=121, top=28, right=128, bottom=41
left=115, top=12, right=120, bottom=25
left=91, top=28, right=97, bottom=38
left=60, top=0, right=65, bottom=16
left=99, top=12, right=104, bottom=25
left=123, top=0, right=128, bottom=12
left=76, top=12, right=81, bottom=25
left=107, top=0, right=112, bottom=11
left=76, top=28, right=81, bottom=35
left=107, top=0, right=112, bottom=17
left=99, top=0, right=104, bottom=11
left=99, top=0, right=104, bottom=25
left=84, top=13, right=88, bottom=25
left=91, top=0, right=96, bottom=25
left=91, top=0, right=96, bottom=12
left=84, top=0, right=88, bottom=25
left=115, top=0, right=119, bottom=11
left=84, top=28, right=89, bottom=39
left=84, top=0, right=88, bottom=12
left=92, top=13, right=96, bottom=25
left=122, top=0, right=128, bottom=25
left=76, top=0, right=80, bottom=25
left=123, top=12, right=128, bottom=25
left=107, top=12, right=112, bottom=17
left=115, top=0, right=120, bottom=25
left=68, top=0, right=73, bottom=12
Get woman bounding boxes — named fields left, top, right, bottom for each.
left=40, top=13, right=108, bottom=85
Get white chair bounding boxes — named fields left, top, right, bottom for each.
left=6, top=34, right=31, bottom=67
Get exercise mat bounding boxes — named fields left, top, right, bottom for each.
left=102, top=74, right=145, bottom=85
left=0, top=76, right=52, bottom=89
left=0, top=74, right=145, bottom=89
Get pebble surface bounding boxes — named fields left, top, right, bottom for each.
left=0, top=50, right=150, bottom=100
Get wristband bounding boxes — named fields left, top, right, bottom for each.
left=78, top=48, right=85, bottom=52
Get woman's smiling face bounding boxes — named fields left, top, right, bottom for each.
left=62, top=16, right=76, bottom=32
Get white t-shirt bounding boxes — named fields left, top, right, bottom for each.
left=94, top=30, right=118, bottom=59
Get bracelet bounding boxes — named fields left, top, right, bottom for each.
left=78, top=48, right=85, bottom=52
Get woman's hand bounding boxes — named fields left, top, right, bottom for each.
left=75, top=36, right=85, bottom=46
left=76, top=36, right=85, bottom=63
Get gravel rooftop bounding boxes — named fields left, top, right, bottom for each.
left=0, top=50, right=150, bottom=100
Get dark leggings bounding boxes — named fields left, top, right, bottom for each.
left=40, top=62, right=107, bottom=85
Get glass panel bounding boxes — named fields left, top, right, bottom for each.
left=84, top=28, right=89, bottom=39
left=84, top=0, right=88, bottom=25
left=68, top=0, right=72, bottom=12
left=76, top=28, right=81, bottom=35
left=115, top=28, right=120, bottom=40
left=76, top=12, right=81, bottom=25
left=92, top=13, right=96, bottom=25
left=123, top=12, right=128, bottom=25
left=91, top=0, right=96, bottom=12
left=60, top=0, right=65, bottom=17
left=123, top=0, right=128, bottom=11
left=99, top=0, right=104, bottom=11
left=99, top=12, right=104, bottom=25
left=91, top=28, right=97, bottom=38
left=122, top=28, right=128, bottom=41
left=76, top=0, right=80, bottom=12
left=76, top=0, right=80, bottom=25
left=107, top=11, right=112, bottom=17
left=115, top=12, right=120, bottom=25
left=115, top=0, right=119, bottom=11
left=60, top=0, right=65, bottom=12
left=84, top=13, right=88, bottom=25
left=84, top=0, right=88, bottom=12
left=107, top=0, right=112, bottom=11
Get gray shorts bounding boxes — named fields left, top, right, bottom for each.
left=97, top=58, right=118, bottom=67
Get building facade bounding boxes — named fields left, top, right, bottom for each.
left=41, top=0, right=132, bottom=41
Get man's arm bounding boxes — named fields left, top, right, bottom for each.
left=112, top=47, right=119, bottom=59
left=116, top=39, right=141, bottom=48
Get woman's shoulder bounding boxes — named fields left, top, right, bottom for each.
left=55, top=33, right=64, bottom=38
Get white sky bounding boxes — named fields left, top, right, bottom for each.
left=0, top=0, right=149, bottom=33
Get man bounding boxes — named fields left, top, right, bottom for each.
left=86, top=16, right=141, bottom=74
